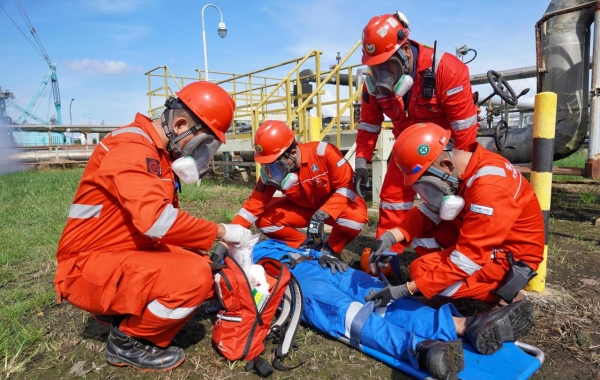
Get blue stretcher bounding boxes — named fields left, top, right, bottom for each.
left=251, top=240, right=544, bottom=380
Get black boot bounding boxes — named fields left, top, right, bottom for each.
left=104, top=321, right=185, bottom=372
left=464, top=299, right=535, bottom=355
left=416, top=339, right=464, bottom=380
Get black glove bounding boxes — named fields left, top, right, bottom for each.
left=354, top=158, right=370, bottom=198
left=369, top=231, right=397, bottom=273
left=210, top=242, right=229, bottom=263
left=307, top=209, right=329, bottom=245
left=364, top=284, right=411, bottom=307
left=318, top=254, right=348, bottom=274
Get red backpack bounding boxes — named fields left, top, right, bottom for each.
left=213, top=255, right=303, bottom=377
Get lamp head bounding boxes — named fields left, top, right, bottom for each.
left=218, top=22, right=227, bottom=38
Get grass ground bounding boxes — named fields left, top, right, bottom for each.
left=0, top=165, right=599, bottom=379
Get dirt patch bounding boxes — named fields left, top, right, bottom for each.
left=13, top=178, right=600, bottom=380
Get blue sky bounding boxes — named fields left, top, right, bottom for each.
left=1, top=0, right=550, bottom=126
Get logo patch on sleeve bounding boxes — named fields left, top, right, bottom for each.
left=146, top=158, right=161, bottom=177
left=255, top=181, right=266, bottom=193
left=446, top=85, right=463, bottom=96
left=470, top=203, right=494, bottom=216
left=336, top=158, right=347, bottom=167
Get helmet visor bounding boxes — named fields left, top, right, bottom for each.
left=181, top=133, right=222, bottom=179
left=368, top=56, right=405, bottom=96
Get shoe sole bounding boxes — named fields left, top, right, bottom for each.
left=105, top=351, right=185, bottom=372
left=426, top=339, right=464, bottom=380
left=473, top=300, right=535, bottom=355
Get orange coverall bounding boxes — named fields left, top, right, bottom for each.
left=54, top=113, right=218, bottom=347
left=232, top=141, right=368, bottom=253
left=397, top=143, right=544, bottom=302
left=357, top=41, right=479, bottom=252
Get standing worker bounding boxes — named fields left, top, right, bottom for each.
left=53, top=81, right=253, bottom=371
left=367, top=122, right=544, bottom=313
left=232, top=120, right=368, bottom=272
left=355, top=11, right=480, bottom=255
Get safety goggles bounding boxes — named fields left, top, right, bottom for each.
left=180, top=133, right=222, bottom=179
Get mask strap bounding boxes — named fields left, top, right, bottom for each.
left=161, top=109, right=181, bottom=156
left=426, top=166, right=459, bottom=185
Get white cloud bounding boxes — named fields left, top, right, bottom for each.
left=64, top=59, right=130, bottom=75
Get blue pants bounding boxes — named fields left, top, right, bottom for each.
left=252, top=240, right=460, bottom=369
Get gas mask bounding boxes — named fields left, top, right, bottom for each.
left=171, top=133, right=221, bottom=184
left=259, top=154, right=298, bottom=191
left=412, top=165, right=464, bottom=220
left=366, top=53, right=413, bottom=97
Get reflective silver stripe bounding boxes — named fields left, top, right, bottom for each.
left=358, top=122, right=381, bottom=133
left=449, top=249, right=481, bottom=275
left=112, top=127, right=153, bottom=144
left=147, top=299, right=197, bottom=320
left=380, top=201, right=413, bottom=211
left=336, top=218, right=364, bottom=231
left=418, top=204, right=441, bottom=224
left=317, top=141, right=328, bottom=156
left=438, top=281, right=462, bottom=297
left=344, top=301, right=363, bottom=338
left=237, top=208, right=258, bottom=224
left=411, top=237, right=441, bottom=250
left=99, top=141, right=109, bottom=151
left=217, top=314, right=242, bottom=322
left=145, top=204, right=178, bottom=238
left=336, top=187, right=357, bottom=202
left=450, top=114, right=478, bottom=131
left=259, top=225, right=285, bottom=234
left=466, top=166, right=506, bottom=187
left=433, top=52, right=445, bottom=74
left=69, top=204, right=102, bottom=218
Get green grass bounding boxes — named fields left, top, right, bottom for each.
left=0, top=168, right=84, bottom=376
left=553, top=149, right=593, bottom=181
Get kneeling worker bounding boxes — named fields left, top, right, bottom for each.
left=54, top=81, right=252, bottom=372
left=367, top=122, right=544, bottom=318
left=232, top=120, right=368, bottom=270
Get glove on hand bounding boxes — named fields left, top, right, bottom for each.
left=369, top=231, right=397, bottom=273
left=220, top=224, right=252, bottom=248
left=354, top=158, right=370, bottom=198
left=307, top=209, right=329, bottom=244
left=318, top=254, right=348, bottom=274
left=364, top=284, right=411, bottom=307
left=210, top=242, right=229, bottom=263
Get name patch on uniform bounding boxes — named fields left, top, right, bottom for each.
left=336, top=158, right=347, bottom=167
left=146, top=158, right=161, bottom=177
left=470, top=203, right=494, bottom=216
left=446, top=85, right=463, bottom=96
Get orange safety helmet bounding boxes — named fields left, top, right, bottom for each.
left=361, top=13, right=410, bottom=66
left=175, top=81, right=235, bottom=143
left=253, top=120, right=296, bottom=164
left=393, top=122, right=451, bottom=186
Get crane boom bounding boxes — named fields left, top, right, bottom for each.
left=17, top=64, right=60, bottom=124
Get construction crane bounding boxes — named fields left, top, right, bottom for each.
left=1, top=1, right=62, bottom=125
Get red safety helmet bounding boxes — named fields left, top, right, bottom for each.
left=393, top=122, right=451, bottom=186
left=254, top=120, right=296, bottom=164
left=175, top=81, right=235, bottom=143
left=361, top=13, right=410, bottom=66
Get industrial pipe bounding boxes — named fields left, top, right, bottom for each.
left=477, top=0, right=594, bottom=164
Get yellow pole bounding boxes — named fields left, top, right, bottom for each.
left=308, top=115, right=321, bottom=142
left=525, top=91, right=557, bottom=292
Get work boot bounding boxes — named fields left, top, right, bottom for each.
left=416, top=339, right=464, bottom=380
left=464, top=299, right=535, bottom=355
left=104, top=321, right=185, bottom=372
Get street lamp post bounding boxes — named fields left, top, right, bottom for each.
left=69, top=98, right=75, bottom=125
left=201, top=4, right=227, bottom=81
